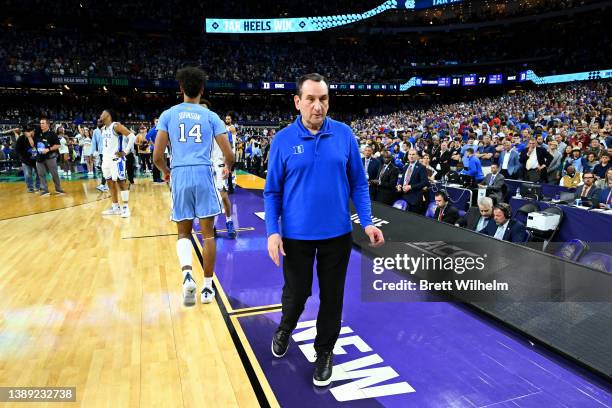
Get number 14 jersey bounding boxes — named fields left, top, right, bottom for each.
left=157, top=102, right=226, bottom=168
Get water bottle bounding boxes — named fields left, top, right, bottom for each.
left=574, top=198, right=581, bottom=206
left=515, top=187, right=522, bottom=198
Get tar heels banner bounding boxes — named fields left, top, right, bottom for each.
left=205, top=0, right=464, bottom=34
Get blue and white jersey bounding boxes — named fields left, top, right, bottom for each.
left=157, top=102, right=225, bottom=168
left=101, top=122, right=127, bottom=159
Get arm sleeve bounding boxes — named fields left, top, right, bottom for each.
left=347, top=134, right=373, bottom=228
left=263, top=137, right=284, bottom=236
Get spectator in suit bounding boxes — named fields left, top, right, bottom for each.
left=363, top=146, right=381, bottom=199
left=433, top=191, right=460, bottom=224
left=498, top=140, right=521, bottom=179
left=574, top=171, right=601, bottom=200
left=372, top=150, right=399, bottom=206
left=435, top=141, right=452, bottom=180
left=598, top=173, right=612, bottom=208
left=520, top=138, right=552, bottom=183
left=459, top=197, right=496, bottom=233
left=479, top=163, right=505, bottom=203
left=484, top=203, right=527, bottom=243
left=396, top=149, right=429, bottom=213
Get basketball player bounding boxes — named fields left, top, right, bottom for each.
left=99, top=109, right=135, bottom=218
left=201, top=101, right=237, bottom=239
left=153, top=67, right=234, bottom=306
left=224, top=112, right=238, bottom=194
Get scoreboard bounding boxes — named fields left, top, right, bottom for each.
left=205, top=0, right=464, bottom=34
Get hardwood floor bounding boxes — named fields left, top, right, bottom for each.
left=0, top=179, right=260, bottom=407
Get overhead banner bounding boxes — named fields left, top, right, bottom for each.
left=205, top=0, right=464, bottom=34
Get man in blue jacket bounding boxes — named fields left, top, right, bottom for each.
left=461, top=147, right=485, bottom=183
left=146, top=118, right=163, bottom=183
left=264, top=73, right=384, bottom=388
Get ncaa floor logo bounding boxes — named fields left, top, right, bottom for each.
left=292, top=320, right=415, bottom=401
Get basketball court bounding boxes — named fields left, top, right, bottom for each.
left=1, top=174, right=610, bottom=407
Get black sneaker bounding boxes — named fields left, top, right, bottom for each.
left=313, top=351, right=334, bottom=387
left=271, top=328, right=290, bottom=358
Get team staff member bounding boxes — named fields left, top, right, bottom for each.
left=264, top=73, right=384, bottom=387
left=28, top=117, right=65, bottom=196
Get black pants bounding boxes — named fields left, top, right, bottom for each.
left=152, top=162, right=162, bottom=182
left=525, top=168, right=543, bottom=183
left=139, top=153, right=152, bottom=172
left=279, top=232, right=352, bottom=353
left=126, top=152, right=135, bottom=184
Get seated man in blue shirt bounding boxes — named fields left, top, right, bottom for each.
left=484, top=203, right=527, bottom=243
left=460, top=148, right=484, bottom=182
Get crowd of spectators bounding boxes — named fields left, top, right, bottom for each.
left=1, top=3, right=608, bottom=83
left=348, top=82, right=611, bottom=230
left=4, top=0, right=603, bottom=22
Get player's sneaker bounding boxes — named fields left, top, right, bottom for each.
left=226, top=220, right=237, bottom=239
left=39, top=191, right=50, bottom=197
left=183, top=273, right=197, bottom=306
left=201, top=287, right=215, bottom=304
left=102, top=207, right=121, bottom=216
left=120, top=207, right=131, bottom=218
left=96, top=184, right=108, bottom=192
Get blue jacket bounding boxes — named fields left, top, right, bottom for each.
left=498, top=149, right=521, bottom=177
left=461, top=155, right=484, bottom=182
left=146, top=126, right=157, bottom=152
left=264, top=116, right=373, bottom=240
left=564, top=156, right=589, bottom=174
